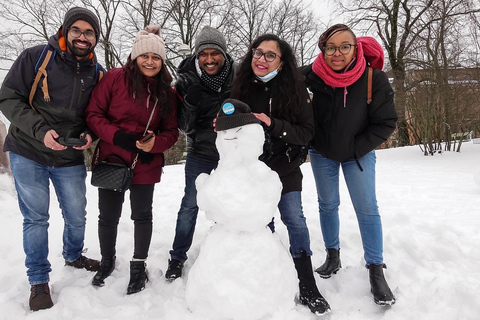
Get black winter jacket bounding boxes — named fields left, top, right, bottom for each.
left=0, top=31, right=104, bottom=167
left=175, top=55, right=235, bottom=161
left=239, top=78, right=314, bottom=194
left=302, top=65, right=397, bottom=163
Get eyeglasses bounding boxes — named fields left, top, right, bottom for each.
left=68, top=28, right=96, bottom=41
left=323, top=44, right=356, bottom=56
left=252, top=48, right=281, bottom=62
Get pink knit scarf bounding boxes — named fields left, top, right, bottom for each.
left=312, top=36, right=384, bottom=88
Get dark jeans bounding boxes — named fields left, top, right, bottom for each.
left=170, top=153, right=218, bottom=262
left=98, top=184, right=155, bottom=260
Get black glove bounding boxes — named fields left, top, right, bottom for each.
left=113, top=130, right=140, bottom=152
left=185, top=84, right=204, bottom=105
left=138, top=152, right=155, bottom=164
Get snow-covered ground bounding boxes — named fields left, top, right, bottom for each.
left=0, top=142, right=479, bottom=320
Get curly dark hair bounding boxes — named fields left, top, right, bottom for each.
left=318, top=24, right=357, bottom=53
left=123, top=56, right=173, bottom=118
left=230, top=34, right=303, bottom=122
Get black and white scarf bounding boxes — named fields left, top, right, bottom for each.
left=195, top=57, right=231, bottom=92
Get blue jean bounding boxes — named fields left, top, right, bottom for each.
left=308, top=150, right=383, bottom=265
left=9, top=152, right=87, bottom=285
left=278, top=191, right=313, bottom=258
left=170, top=153, right=218, bottom=262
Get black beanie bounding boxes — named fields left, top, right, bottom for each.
left=216, top=99, right=261, bottom=131
left=62, top=7, right=101, bottom=41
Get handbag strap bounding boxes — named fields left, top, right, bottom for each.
left=94, top=87, right=159, bottom=170
left=132, top=90, right=158, bottom=169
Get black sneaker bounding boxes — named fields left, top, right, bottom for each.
left=165, top=259, right=183, bottom=281
left=29, top=283, right=54, bottom=311
left=66, top=254, right=100, bottom=272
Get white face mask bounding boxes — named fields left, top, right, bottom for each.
left=257, top=67, right=280, bottom=83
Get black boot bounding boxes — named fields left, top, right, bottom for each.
left=165, top=259, right=184, bottom=281
left=315, top=248, right=341, bottom=279
left=92, top=256, right=116, bottom=287
left=293, top=252, right=331, bottom=315
left=369, top=263, right=396, bottom=305
left=127, top=261, right=148, bottom=295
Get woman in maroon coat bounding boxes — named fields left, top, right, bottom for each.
left=85, top=26, right=178, bottom=294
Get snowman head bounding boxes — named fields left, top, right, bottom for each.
left=215, top=99, right=264, bottom=163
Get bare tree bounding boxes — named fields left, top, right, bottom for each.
left=404, top=0, right=480, bottom=154
left=267, top=0, right=321, bottom=66
left=0, top=0, right=70, bottom=68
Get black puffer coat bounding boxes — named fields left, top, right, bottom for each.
left=239, top=77, right=314, bottom=194
left=302, top=65, right=397, bottom=163
left=175, top=55, right=235, bottom=161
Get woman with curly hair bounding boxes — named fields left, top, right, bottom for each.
left=230, top=34, right=330, bottom=315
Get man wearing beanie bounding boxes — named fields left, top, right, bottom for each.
left=0, top=6, right=104, bottom=311
left=166, top=26, right=235, bottom=281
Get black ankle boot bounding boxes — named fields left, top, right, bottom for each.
left=315, top=248, right=341, bottom=279
left=127, top=261, right=148, bottom=295
left=92, top=256, right=116, bottom=287
left=293, top=252, right=331, bottom=315
left=369, top=263, right=396, bottom=305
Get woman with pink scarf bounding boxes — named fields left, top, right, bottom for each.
left=302, top=24, right=397, bottom=306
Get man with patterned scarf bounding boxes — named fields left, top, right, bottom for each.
left=166, top=26, right=235, bottom=280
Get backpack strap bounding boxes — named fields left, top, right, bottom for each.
left=367, top=67, right=373, bottom=105
left=29, top=45, right=56, bottom=110
left=95, top=63, right=104, bottom=81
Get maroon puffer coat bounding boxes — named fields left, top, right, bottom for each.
left=85, top=67, right=178, bottom=184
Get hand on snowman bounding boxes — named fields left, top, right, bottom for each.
left=253, top=113, right=271, bottom=127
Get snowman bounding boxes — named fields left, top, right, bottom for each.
left=185, top=99, right=297, bottom=320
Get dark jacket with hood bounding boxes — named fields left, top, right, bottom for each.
left=239, top=77, right=314, bottom=195
left=302, top=65, right=397, bottom=163
left=175, top=54, right=235, bottom=162
left=0, top=29, right=104, bottom=167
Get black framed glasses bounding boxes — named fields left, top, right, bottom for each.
left=323, top=44, right=356, bottom=56
left=252, top=48, right=281, bottom=62
left=68, top=28, right=96, bottom=41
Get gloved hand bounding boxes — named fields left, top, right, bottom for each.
left=185, top=84, right=204, bottom=105
left=113, top=130, right=140, bottom=152
left=138, top=152, right=155, bottom=164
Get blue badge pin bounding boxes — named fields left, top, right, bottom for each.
left=222, top=103, right=235, bottom=115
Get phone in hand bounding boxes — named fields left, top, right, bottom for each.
left=57, top=136, right=87, bottom=147
left=142, top=132, right=155, bottom=142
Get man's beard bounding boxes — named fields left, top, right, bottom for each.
left=67, top=39, right=94, bottom=58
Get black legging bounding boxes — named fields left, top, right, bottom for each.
left=98, top=184, right=155, bottom=260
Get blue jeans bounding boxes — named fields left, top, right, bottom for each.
left=9, top=152, right=87, bottom=285
left=170, top=153, right=218, bottom=262
left=278, top=191, right=313, bottom=258
left=308, top=150, right=383, bottom=265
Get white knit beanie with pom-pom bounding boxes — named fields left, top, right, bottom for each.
left=131, top=25, right=166, bottom=61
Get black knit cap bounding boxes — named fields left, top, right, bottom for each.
left=62, top=7, right=101, bottom=41
left=216, top=99, right=261, bottom=131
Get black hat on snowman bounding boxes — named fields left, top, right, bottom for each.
left=216, top=99, right=261, bottom=131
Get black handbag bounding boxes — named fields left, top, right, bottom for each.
left=91, top=95, right=158, bottom=192
left=91, top=155, right=133, bottom=192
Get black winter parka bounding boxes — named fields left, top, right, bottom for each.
left=302, top=65, right=397, bottom=163
left=175, top=55, right=235, bottom=161
left=239, top=78, right=314, bottom=194
left=0, top=31, right=104, bottom=167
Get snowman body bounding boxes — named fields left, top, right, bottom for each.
left=185, top=123, right=297, bottom=320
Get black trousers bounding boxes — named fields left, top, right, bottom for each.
left=98, top=184, right=155, bottom=260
